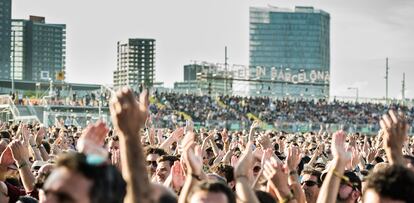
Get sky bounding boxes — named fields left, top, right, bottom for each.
left=12, top=0, right=414, bottom=99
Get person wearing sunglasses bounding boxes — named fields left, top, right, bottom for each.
left=145, top=147, right=167, bottom=177
left=300, top=169, right=322, bottom=203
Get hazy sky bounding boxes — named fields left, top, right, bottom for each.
left=12, top=0, right=414, bottom=99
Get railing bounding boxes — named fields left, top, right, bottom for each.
left=0, top=94, right=20, bottom=118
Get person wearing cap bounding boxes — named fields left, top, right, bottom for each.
left=316, top=131, right=361, bottom=203
left=336, top=171, right=361, bottom=203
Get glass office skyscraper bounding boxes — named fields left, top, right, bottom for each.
left=0, top=0, right=11, bottom=79
left=10, top=16, right=66, bottom=82
left=249, top=6, right=330, bottom=99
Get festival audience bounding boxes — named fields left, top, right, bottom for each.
left=0, top=87, right=413, bottom=203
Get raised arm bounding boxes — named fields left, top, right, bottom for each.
left=249, top=120, right=260, bottom=143
left=9, top=140, right=35, bottom=193
left=234, top=142, right=260, bottom=203
left=286, top=146, right=306, bottom=203
left=379, top=110, right=407, bottom=166
left=316, top=131, right=351, bottom=203
left=109, top=87, right=151, bottom=203
left=35, top=127, right=49, bottom=161
left=178, top=132, right=203, bottom=203
left=159, top=127, right=184, bottom=153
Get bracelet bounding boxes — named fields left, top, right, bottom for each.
left=17, top=161, right=27, bottom=169
left=280, top=191, right=294, bottom=203
left=191, top=173, right=201, bottom=181
left=332, top=169, right=350, bottom=183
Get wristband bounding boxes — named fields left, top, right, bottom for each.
left=332, top=169, right=350, bottom=183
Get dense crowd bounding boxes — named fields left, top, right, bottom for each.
left=154, top=92, right=414, bottom=126
left=0, top=87, right=413, bottom=203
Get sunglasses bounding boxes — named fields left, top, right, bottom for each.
left=301, top=180, right=318, bottom=187
left=147, top=161, right=157, bottom=167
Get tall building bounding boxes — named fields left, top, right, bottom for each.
left=10, top=16, right=66, bottom=82
left=113, top=38, right=155, bottom=89
left=11, top=19, right=26, bottom=80
left=0, top=0, right=11, bottom=79
left=174, top=62, right=233, bottom=95
left=249, top=6, right=330, bottom=99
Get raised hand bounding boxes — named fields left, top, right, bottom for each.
left=249, top=120, right=261, bottom=142
left=20, top=124, right=30, bottom=147
left=77, top=121, right=109, bottom=156
left=349, top=147, right=360, bottom=170
left=261, top=148, right=273, bottom=167
left=332, top=130, right=351, bottom=163
left=110, top=87, right=149, bottom=137
left=380, top=110, right=407, bottom=165
left=9, top=140, right=30, bottom=165
left=348, top=134, right=357, bottom=147
left=234, top=142, right=254, bottom=182
left=171, top=161, right=185, bottom=191
left=366, top=148, right=377, bottom=164
left=171, top=127, right=185, bottom=142
left=286, top=146, right=301, bottom=172
left=148, top=128, right=156, bottom=146
left=184, top=120, right=194, bottom=134
left=257, top=134, right=272, bottom=149
left=35, top=126, right=46, bottom=146
left=221, top=128, right=229, bottom=143
left=182, top=132, right=203, bottom=176
left=263, top=157, right=291, bottom=201
left=0, top=147, right=14, bottom=166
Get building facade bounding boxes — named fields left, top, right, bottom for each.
left=249, top=6, right=330, bottom=99
left=10, top=16, right=66, bottom=82
left=113, top=38, right=155, bottom=90
left=174, top=62, right=233, bottom=95
left=11, top=19, right=26, bottom=80
left=0, top=0, right=12, bottom=79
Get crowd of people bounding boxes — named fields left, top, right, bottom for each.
left=153, top=92, right=413, bottom=128
left=10, top=90, right=111, bottom=107
left=0, top=87, right=413, bottom=203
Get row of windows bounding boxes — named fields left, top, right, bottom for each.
left=250, top=58, right=325, bottom=65
left=250, top=52, right=326, bottom=59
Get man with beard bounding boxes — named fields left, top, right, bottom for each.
left=300, top=169, right=322, bottom=203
